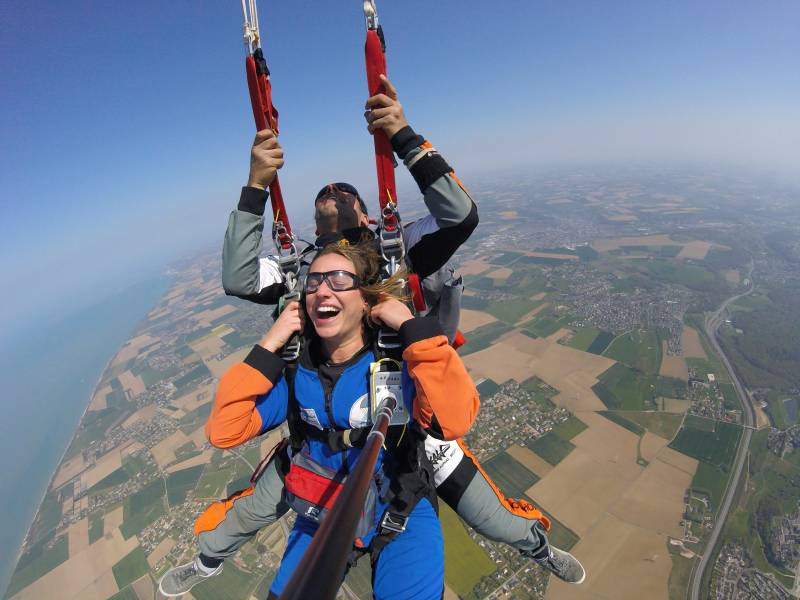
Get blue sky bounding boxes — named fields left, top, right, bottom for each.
left=1, top=0, right=798, bottom=339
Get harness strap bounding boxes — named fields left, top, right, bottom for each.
left=364, top=25, right=397, bottom=212
left=245, top=47, right=293, bottom=242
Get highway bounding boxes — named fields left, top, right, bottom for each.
left=689, top=271, right=756, bottom=600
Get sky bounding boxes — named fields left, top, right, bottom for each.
left=1, top=0, right=799, bottom=341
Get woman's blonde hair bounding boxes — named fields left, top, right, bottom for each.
left=312, top=241, right=410, bottom=306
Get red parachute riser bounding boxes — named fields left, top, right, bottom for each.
left=364, top=29, right=397, bottom=211
left=245, top=54, right=292, bottom=240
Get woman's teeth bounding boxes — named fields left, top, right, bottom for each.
left=317, top=306, right=340, bottom=319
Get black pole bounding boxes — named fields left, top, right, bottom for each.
left=277, top=397, right=397, bottom=600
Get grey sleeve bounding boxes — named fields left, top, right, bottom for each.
left=221, top=193, right=284, bottom=304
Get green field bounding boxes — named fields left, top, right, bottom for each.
left=565, top=326, right=600, bottom=351
left=598, top=411, right=645, bottom=436
left=669, top=421, right=742, bottom=471
left=656, top=375, right=688, bottom=399
left=535, top=507, right=581, bottom=552
left=690, top=461, right=729, bottom=513
left=520, top=376, right=557, bottom=409
left=179, top=401, right=214, bottom=435
left=482, top=452, right=540, bottom=500
left=191, top=560, right=265, bottom=600
left=173, top=363, right=212, bottom=390
left=592, top=363, right=656, bottom=410
left=120, top=479, right=166, bottom=539
left=174, top=440, right=201, bottom=462
left=106, top=587, right=139, bottom=600
left=457, top=321, right=513, bottom=356
left=88, top=512, right=104, bottom=544
left=112, top=547, right=150, bottom=589
left=685, top=414, right=716, bottom=432
left=586, top=330, right=615, bottom=355
left=88, top=467, right=130, bottom=494
left=615, top=411, right=684, bottom=440
left=603, top=329, right=662, bottom=374
left=5, top=536, right=68, bottom=598
left=166, top=465, right=205, bottom=506
left=485, top=297, right=543, bottom=324
left=476, top=378, right=501, bottom=398
left=122, top=454, right=148, bottom=478
left=63, top=405, right=126, bottom=460
left=520, top=312, right=573, bottom=338
left=668, top=546, right=696, bottom=600
left=440, top=502, right=496, bottom=598
left=550, top=415, right=588, bottom=440
left=526, top=433, right=575, bottom=466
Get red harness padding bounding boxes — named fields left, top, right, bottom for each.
left=364, top=29, right=398, bottom=212
left=245, top=49, right=293, bottom=243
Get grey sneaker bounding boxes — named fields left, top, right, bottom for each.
left=158, top=558, right=222, bottom=597
left=534, top=546, right=586, bottom=584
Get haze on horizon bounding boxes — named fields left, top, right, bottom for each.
left=1, top=0, right=798, bottom=343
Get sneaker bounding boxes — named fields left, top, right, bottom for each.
left=158, top=558, right=223, bottom=597
left=534, top=546, right=586, bottom=584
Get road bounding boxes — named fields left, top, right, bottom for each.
left=689, top=272, right=756, bottom=600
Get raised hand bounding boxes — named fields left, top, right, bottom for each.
left=247, top=129, right=284, bottom=190
left=364, top=75, right=408, bottom=139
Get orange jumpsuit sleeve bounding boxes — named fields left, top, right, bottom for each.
left=205, top=345, right=286, bottom=448
left=401, top=317, right=479, bottom=440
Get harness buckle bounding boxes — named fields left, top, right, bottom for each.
left=377, top=329, right=402, bottom=350
left=379, top=510, right=408, bottom=534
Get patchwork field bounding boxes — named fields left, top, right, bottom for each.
left=457, top=309, right=497, bottom=333
left=462, top=331, right=615, bottom=413
left=659, top=342, right=689, bottom=381
left=462, top=325, right=698, bottom=600
left=9, top=527, right=137, bottom=600
left=681, top=326, right=707, bottom=359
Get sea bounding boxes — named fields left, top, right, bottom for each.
left=0, top=272, right=172, bottom=596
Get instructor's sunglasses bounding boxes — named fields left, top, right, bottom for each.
left=314, top=183, right=368, bottom=215
left=304, top=270, right=362, bottom=294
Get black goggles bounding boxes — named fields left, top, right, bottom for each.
left=314, top=183, right=368, bottom=215
left=304, top=270, right=362, bottom=294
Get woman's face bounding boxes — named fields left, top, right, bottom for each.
left=304, top=253, right=367, bottom=342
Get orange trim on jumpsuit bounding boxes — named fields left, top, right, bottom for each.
left=456, top=439, right=551, bottom=530
left=194, top=487, right=256, bottom=535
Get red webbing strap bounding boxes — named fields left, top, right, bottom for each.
left=364, top=29, right=397, bottom=212
left=245, top=52, right=293, bottom=240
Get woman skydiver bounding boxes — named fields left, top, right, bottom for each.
left=198, top=242, right=479, bottom=598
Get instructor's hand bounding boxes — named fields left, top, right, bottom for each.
left=248, top=129, right=284, bottom=190
left=364, top=75, right=408, bottom=139
left=259, top=302, right=304, bottom=353
left=370, top=298, right=413, bottom=332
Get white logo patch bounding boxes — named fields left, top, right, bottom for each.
left=300, top=408, right=323, bottom=430
left=348, top=393, right=371, bottom=428
left=424, top=437, right=464, bottom=486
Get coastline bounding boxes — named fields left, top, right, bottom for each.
left=1, top=271, right=174, bottom=597
left=12, top=353, right=117, bottom=565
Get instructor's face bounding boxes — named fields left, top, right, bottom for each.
left=314, top=187, right=367, bottom=233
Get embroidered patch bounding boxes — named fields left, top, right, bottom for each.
left=300, top=408, right=323, bottom=430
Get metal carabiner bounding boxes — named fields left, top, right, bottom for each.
left=363, top=0, right=379, bottom=30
